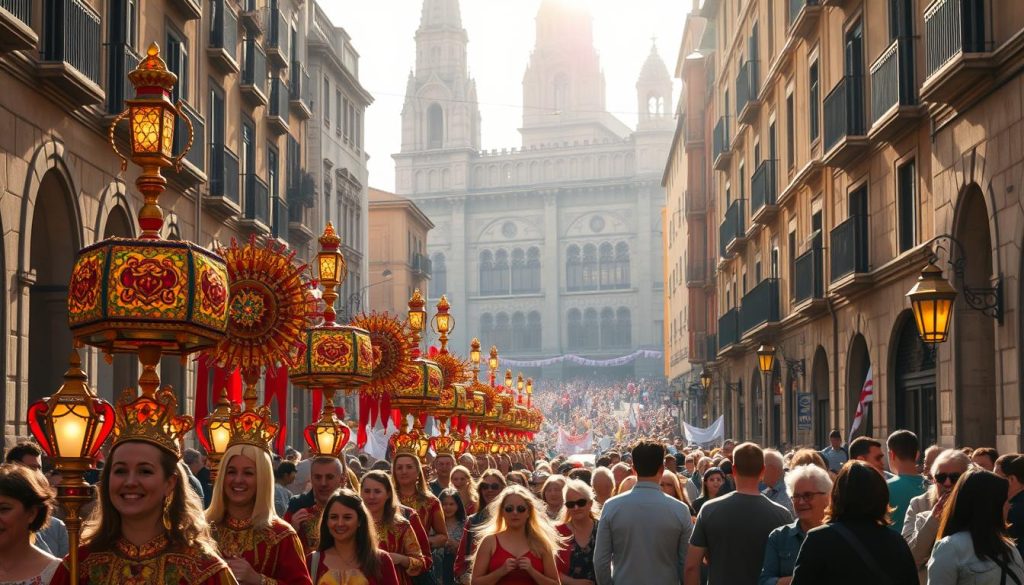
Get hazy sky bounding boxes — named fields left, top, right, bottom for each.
left=322, top=0, right=689, bottom=192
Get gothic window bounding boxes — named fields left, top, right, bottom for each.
left=511, top=312, right=526, bottom=351
left=494, top=249, right=510, bottom=294
left=526, top=247, right=541, bottom=292
left=527, top=311, right=542, bottom=351
left=480, top=313, right=494, bottom=343
left=432, top=252, right=447, bottom=297
left=615, top=242, right=631, bottom=288
left=479, top=250, right=494, bottom=295
left=598, top=242, right=615, bottom=288
left=494, top=312, right=511, bottom=350
left=566, top=245, right=582, bottom=291
left=567, top=309, right=582, bottom=349
left=582, top=308, right=599, bottom=349
left=600, top=307, right=615, bottom=348
left=427, top=103, right=443, bottom=149
left=553, top=73, right=569, bottom=112
left=510, top=248, right=527, bottom=294
left=647, top=93, right=665, bottom=116
left=616, top=307, right=632, bottom=347
left=581, top=244, right=598, bottom=290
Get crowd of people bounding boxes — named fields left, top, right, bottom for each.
left=2, top=403, right=1024, bottom=584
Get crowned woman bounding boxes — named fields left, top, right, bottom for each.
left=206, top=396, right=313, bottom=585
left=49, top=387, right=235, bottom=585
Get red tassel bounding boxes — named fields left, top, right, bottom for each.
left=227, top=367, right=242, bottom=403
left=212, top=366, right=228, bottom=401
left=357, top=394, right=369, bottom=448
left=264, top=366, right=289, bottom=455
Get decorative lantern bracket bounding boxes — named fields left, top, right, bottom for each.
left=923, top=234, right=1003, bottom=323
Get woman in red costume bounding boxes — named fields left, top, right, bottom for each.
left=391, top=454, right=447, bottom=553
left=360, top=471, right=425, bottom=585
left=306, top=489, right=399, bottom=585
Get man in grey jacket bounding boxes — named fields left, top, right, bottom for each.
left=594, top=440, right=693, bottom=585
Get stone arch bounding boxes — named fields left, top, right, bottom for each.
left=93, top=181, right=138, bottom=241
left=846, top=333, right=872, bottom=440
left=952, top=183, right=997, bottom=447
left=810, top=346, right=830, bottom=447
left=19, top=139, right=85, bottom=271
left=94, top=194, right=138, bottom=400
left=888, top=309, right=937, bottom=449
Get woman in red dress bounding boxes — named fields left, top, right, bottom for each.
left=392, top=454, right=447, bottom=551
left=470, top=485, right=562, bottom=585
left=306, top=490, right=399, bottom=585
left=207, top=443, right=312, bottom=585
left=360, top=471, right=426, bottom=585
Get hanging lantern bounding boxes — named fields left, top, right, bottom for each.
left=757, top=344, right=776, bottom=375
left=907, top=261, right=958, bottom=344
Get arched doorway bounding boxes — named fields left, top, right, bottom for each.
left=751, top=369, right=764, bottom=444
left=954, top=185, right=997, bottom=447
left=811, top=346, right=830, bottom=447
left=28, top=171, right=80, bottom=402
left=846, top=334, right=872, bottom=439
left=94, top=204, right=138, bottom=402
left=770, top=362, right=782, bottom=448
left=891, top=310, right=937, bottom=449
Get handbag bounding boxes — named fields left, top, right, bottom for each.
left=830, top=523, right=895, bottom=585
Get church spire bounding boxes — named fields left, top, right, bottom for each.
left=419, top=0, right=462, bottom=31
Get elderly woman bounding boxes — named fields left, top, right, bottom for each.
left=758, top=465, right=832, bottom=585
left=903, top=448, right=971, bottom=583
left=540, top=475, right=567, bottom=521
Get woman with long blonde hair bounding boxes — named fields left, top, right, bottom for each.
left=470, top=485, right=563, bottom=585
left=206, top=442, right=312, bottom=585
left=449, top=465, right=478, bottom=515
left=555, top=479, right=599, bottom=585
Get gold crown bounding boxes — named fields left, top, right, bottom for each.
left=430, top=434, right=462, bottom=457
left=227, top=405, right=279, bottom=453
left=114, top=386, right=194, bottom=456
left=389, top=429, right=426, bottom=459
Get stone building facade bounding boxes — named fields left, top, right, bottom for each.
left=682, top=0, right=1024, bottom=453
left=394, top=0, right=674, bottom=381
left=367, top=188, right=434, bottom=316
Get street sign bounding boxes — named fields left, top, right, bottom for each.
left=797, top=392, right=812, bottom=431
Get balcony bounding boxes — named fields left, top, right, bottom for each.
left=38, top=0, right=103, bottom=106
left=718, top=307, right=741, bottom=355
left=750, top=160, right=779, bottom=226
left=921, top=0, right=994, bottom=105
left=822, top=75, right=869, bottom=170
left=777, top=158, right=823, bottom=208
left=793, top=240, right=827, bottom=316
left=685, top=189, right=706, bottom=218
left=289, top=62, right=313, bottom=119
left=287, top=171, right=316, bottom=242
left=264, top=4, right=289, bottom=69
left=684, top=114, right=704, bottom=148
left=239, top=0, right=263, bottom=36
left=241, top=39, right=268, bottom=107
left=205, top=143, right=241, bottom=217
left=740, top=277, right=780, bottom=337
left=207, top=0, right=239, bottom=74
left=829, top=214, right=871, bottom=294
left=267, top=77, right=289, bottom=135
left=735, top=60, right=762, bottom=126
left=788, top=0, right=821, bottom=41
left=685, top=262, right=706, bottom=288
left=271, top=197, right=288, bottom=244
left=712, top=117, right=731, bottom=171
left=240, top=173, right=271, bottom=233
left=169, top=102, right=206, bottom=184
left=412, top=252, right=433, bottom=277
left=719, top=199, right=746, bottom=258
left=869, top=37, right=924, bottom=142
left=0, top=0, right=37, bottom=53
left=105, top=44, right=141, bottom=116
left=167, top=0, right=201, bottom=20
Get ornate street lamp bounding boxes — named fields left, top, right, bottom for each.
left=700, top=367, right=712, bottom=391
left=907, top=262, right=958, bottom=344
left=197, top=388, right=237, bottom=482
left=504, top=369, right=513, bottom=390
left=488, top=345, right=499, bottom=384
left=756, top=344, right=776, bottom=375
left=407, top=289, right=427, bottom=349
left=526, top=377, right=533, bottom=407
left=470, top=338, right=481, bottom=374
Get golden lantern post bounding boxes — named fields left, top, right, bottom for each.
left=526, top=377, right=533, bottom=407
left=197, top=388, right=237, bottom=482
left=488, top=345, right=499, bottom=386
left=470, top=338, right=482, bottom=381
left=431, top=295, right=454, bottom=353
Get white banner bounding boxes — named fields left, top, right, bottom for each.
left=498, top=349, right=663, bottom=368
left=683, top=416, right=725, bottom=446
left=556, top=429, right=593, bottom=456
left=364, top=420, right=398, bottom=460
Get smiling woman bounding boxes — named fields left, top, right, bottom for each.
left=0, top=463, right=60, bottom=585
left=307, top=489, right=400, bottom=585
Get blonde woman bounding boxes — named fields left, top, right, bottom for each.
left=207, top=443, right=312, bottom=585
left=450, top=465, right=478, bottom=515
left=555, top=479, right=599, bottom=585
left=539, top=475, right=566, bottom=521
left=471, top=485, right=562, bottom=585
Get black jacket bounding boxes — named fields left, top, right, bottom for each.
left=287, top=489, right=315, bottom=514
left=791, top=519, right=918, bottom=585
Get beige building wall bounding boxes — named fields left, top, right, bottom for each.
left=367, top=188, right=434, bottom=318
left=684, top=0, right=1024, bottom=452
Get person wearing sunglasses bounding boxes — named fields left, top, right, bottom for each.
left=454, top=471, right=506, bottom=584
left=470, top=485, right=562, bottom=585
left=555, top=479, right=599, bottom=585
left=758, top=465, right=832, bottom=585
left=903, top=448, right=971, bottom=583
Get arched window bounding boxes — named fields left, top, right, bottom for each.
left=480, top=313, right=494, bottom=343
left=582, top=244, right=598, bottom=290
left=432, top=252, right=447, bottom=297
left=600, top=307, right=615, bottom=348
left=615, top=242, right=631, bottom=288
left=511, top=312, right=526, bottom=351
left=566, top=245, right=582, bottom=291
left=616, top=307, right=632, bottom=347
left=527, top=311, right=542, bottom=351
left=427, top=103, right=443, bottom=149
left=479, top=250, right=494, bottom=295
left=599, top=242, right=615, bottom=288
left=567, top=309, right=582, bottom=349
left=526, top=247, right=541, bottom=292
left=510, top=248, right=527, bottom=294
left=495, top=312, right=511, bottom=350
left=554, top=73, right=569, bottom=112
left=494, top=249, right=510, bottom=294
left=583, top=308, right=599, bottom=349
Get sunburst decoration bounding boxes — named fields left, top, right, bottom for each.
left=204, top=236, right=311, bottom=370
left=433, top=352, right=470, bottom=388
left=349, top=311, right=415, bottom=398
